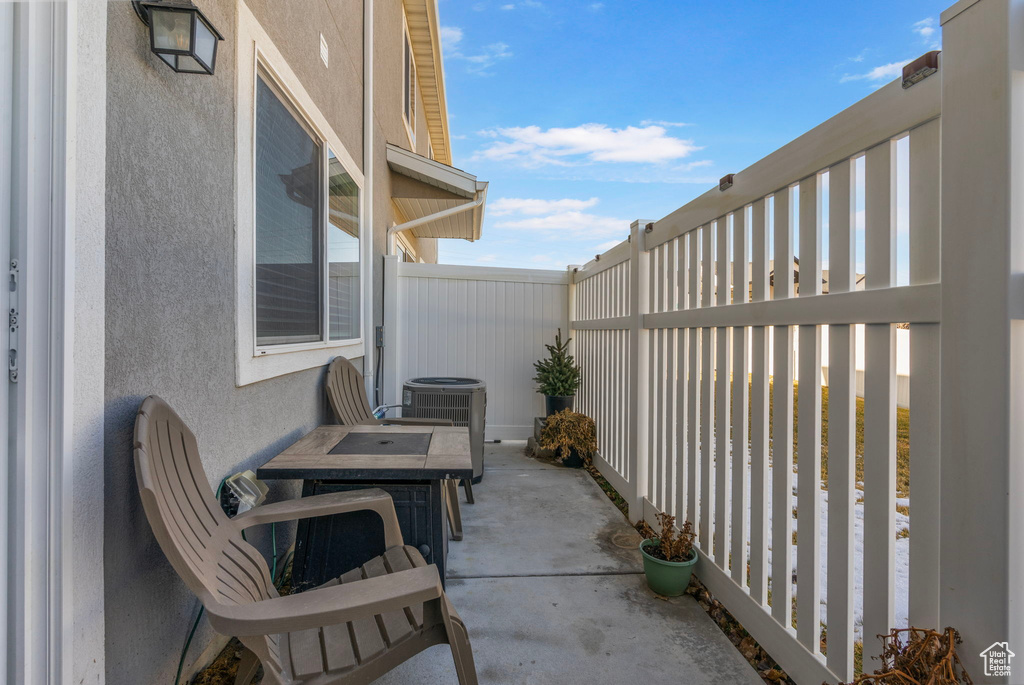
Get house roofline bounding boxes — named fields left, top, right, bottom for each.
left=404, top=0, right=452, bottom=166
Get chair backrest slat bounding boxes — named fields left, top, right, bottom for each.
left=134, top=395, right=277, bottom=609
left=326, top=356, right=375, bottom=425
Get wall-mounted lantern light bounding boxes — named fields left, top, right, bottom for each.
left=132, top=0, right=224, bottom=75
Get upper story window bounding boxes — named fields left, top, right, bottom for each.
left=403, top=24, right=416, bottom=142
left=254, top=69, right=361, bottom=348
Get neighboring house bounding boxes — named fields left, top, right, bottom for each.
left=767, top=258, right=866, bottom=298
left=728, top=258, right=865, bottom=301
left=0, top=2, right=485, bottom=684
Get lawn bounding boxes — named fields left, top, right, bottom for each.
left=759, top=380, right=911, bottom=497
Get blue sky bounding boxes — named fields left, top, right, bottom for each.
left=434, top=0, right=945, bottom=271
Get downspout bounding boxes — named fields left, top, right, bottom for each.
left=362, top=0, right=374, bottom=401
left=386, top=182, right=488, bottom=254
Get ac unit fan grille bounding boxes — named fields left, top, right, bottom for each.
left=410, top=392, right=472, bottom=427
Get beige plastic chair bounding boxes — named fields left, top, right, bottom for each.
left=325, top=356, right=471, bottom=541
left=133, top=396, right=478, bottom=685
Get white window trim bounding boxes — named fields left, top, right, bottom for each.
left=235, top=2, right=366, bottom=386
left=402, top=13, right=416, bottom=148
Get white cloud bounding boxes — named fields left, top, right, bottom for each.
left=913, top=18, right=935, bottom=39
left=501, top=3, right=515, bottom=8
left=495, top=211, right=628, bottom=236
left=476, top=254, right=497, bottom=263
left=589, top=2, right=604, bottom=9
left=596, top=239, right=623, bottom=251
left=530, top=254, right=553, bottom=263
left=840, top=59, right=910, bottom=83
left=474, top=123, right=701, bottom=166
left=488, top=196, right=628, bottom=237
left=489, top=197, right=600, bottom=216
left=443, top=29, right=513, bottom=75
left=440, top=26, right=464, bottom=49
left=841, top=19, right=939, bottom=85
left=913, top=17, right=941, bottom=49
left=673, top=159, right=713, bottom=171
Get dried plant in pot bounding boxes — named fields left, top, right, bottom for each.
left=538, top=409, right=596, bottom=468
left=533, top=329, right=581, bottom=416
left=639, top=512, right=698, bottom=597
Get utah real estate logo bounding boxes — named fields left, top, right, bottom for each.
left=979, top=641, right=1015, bottom=678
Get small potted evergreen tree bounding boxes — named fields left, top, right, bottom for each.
left=639, top=513, right=698, bottom=596
left=533, top=329, right=581, bottom=416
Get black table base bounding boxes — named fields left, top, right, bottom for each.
left=291, top=479, right=448, bottom=592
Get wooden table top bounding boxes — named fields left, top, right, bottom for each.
left=257, top=424, right=474, bottom=481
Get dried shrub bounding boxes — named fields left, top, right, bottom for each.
left=832, top=627, right=973, bottom=685
left=642, top=512, right=696, bottom=563
left=539, top=409, right=597, bottom=462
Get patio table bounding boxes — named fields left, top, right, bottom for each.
left=257, top=424, right=473, bottom=591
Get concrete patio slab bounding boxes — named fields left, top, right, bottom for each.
left=448, top=446, right=643, bottom=578
left=375, top=574, right=761, bottom=685
left=370, top=443, right=760, bottom=684
left=480, top=440, right=557, bottom=470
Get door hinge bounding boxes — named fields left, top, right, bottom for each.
left=9, top=259, right=19, bottom=383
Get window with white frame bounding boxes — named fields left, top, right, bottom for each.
left=254, top=68, right=361, bottom=348
left=402, top=25, right=416, bottom=140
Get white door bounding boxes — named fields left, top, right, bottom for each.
left=1, top=5, right=11, bottom=682
left=2, top=3, right=74, bottom=684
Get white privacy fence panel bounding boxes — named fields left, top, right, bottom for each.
left=571, top=67, right=945, bottom=685
left=384, top=260, right=569, bottom=440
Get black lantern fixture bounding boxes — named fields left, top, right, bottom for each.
left=132, top=0, right=224, bottom=75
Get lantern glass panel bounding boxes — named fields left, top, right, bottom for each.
left=175, top=54, right=208, bottom=74
left=150, top=7, right=192, bottom=53
left=194, top=16, right=217, bottom=70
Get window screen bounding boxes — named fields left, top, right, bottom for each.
left=254, top=74, right=322, bottom=345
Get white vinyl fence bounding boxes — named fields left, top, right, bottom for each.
left=570, top=4, right=1023, bottom=682
left=384, top=260, right=569, bottom=439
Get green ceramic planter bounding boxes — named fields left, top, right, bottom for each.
left=639, top=539, right=698, bottom=597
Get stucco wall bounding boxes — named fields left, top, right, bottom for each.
left=72, top=1, right=108, bottom=683
left=102, top=1, right=353, bottom=682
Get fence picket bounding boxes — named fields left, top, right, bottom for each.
left=796, top=173, right=823, bottom=651
left=715, top=217, right=732, bottom=561
left=749, top=198, right=770, bottom=605
left=863, top=140, right=897, bottom=646
left=908, top=119, right=941, bottom=629
left=826, top=157, right=856, bottom=681
left=700, top=225, right=716, bottom=552
left=687, top=230, right=701, bottom=530
left=772, top=187, right=795, bottom=629
left=731, top=207, right=750, bottom=585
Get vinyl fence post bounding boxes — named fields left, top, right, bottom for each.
left=629, top=220, right=651, bottom=521
left=939, top=1, right=1024, bottom=678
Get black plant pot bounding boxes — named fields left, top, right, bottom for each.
left=560, top=450, right=585, bottom=468
left=545, top=395, right=575, bottom=416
